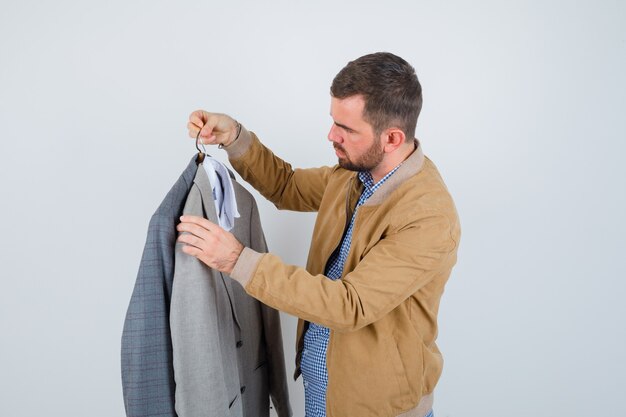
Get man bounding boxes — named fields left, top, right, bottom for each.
left=178, top=52, right=460, bottom=417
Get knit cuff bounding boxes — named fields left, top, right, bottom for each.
left=230, top=247, right=264, bottom=287
left=222, top=125, right=253, bottom=159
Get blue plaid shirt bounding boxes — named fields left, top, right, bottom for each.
left=300, top=165, right=402, bottom=417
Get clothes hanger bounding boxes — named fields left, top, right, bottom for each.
left=195, top=130, right=206, bottom=165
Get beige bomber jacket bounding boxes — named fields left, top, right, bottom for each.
left=225, top=127, right=461, bottom=417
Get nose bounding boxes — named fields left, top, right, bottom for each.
left=327, top=124, right=342, bottom=143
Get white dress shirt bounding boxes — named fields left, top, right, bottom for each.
left=202, top=157, right=240, bottom=231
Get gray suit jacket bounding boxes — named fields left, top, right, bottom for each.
left=121, top=156, right=291, bottom=417
left=170, top=163, right=292, bottom=417
left=121, top=157, right=197, bottom=417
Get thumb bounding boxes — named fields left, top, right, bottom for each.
left=199, top=122, right=215, bottom=139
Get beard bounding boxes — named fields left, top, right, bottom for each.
left=335, top=139, right=384, bottom=172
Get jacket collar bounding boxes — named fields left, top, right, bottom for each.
left=362, top=139, right=425, bottom=206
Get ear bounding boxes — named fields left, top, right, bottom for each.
left=381, top=127, right=406, bottom=153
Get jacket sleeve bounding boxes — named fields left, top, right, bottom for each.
left=223, top=126, right=335, bottom=212
left=249, top=199, right=293, bottom=417
left=230, top=210, right=458, bottom=332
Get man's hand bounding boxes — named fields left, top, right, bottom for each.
left=177, top=215, right=245, bottom=275
left=187, top=110, right=239, bottom=147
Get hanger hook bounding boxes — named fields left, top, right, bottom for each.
left=196, top=130, right=208, bottom=153
left=195, top=130, right=202, bottom=153
left=195, top=129, right=208, bottom=164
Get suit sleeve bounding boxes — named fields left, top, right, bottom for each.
left=247, top=199, right=293, bottom=417
left=223, top=127, right=335, bottom=212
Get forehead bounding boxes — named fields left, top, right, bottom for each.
left=330, top=95, right=366, bottom=123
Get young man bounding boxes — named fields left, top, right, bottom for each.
left=178, top=52, right=461, bottom=417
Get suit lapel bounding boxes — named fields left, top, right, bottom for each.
left=194, top=161, right=242, bottom=331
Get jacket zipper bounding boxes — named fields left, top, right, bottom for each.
left=327, top=174, right=356, bottom=269
left=298, top=175, right=357, bottom=371
left=322, top=176, right=355, bottom=405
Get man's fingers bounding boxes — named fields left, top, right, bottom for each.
left=179, top=216, right=222, bottom=235
left=181, top=243, right=203, bottom=258
left=177, top=223, right=214, bottom=243
left=189, top=110, right=207, bottom=125
left=179, top=215, right=208, bottom=228
left=180, top=237, right=216, bottom=269
left=199, top=124, right=215, bottom=139
left=188, top=111, right=215, bottom=139
left=177, top=232, right=205, bottom=249
left=178, top=214, right=242, bottom=275
left=187, top=111, right=235, bottom=148
left=187, top=121, right=201, bottom=138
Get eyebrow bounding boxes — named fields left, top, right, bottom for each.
left=332, top=120, right=357, bottom=133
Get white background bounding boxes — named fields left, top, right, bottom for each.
left=1, top=1, right=624, bottom=416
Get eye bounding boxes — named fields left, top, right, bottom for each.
left=333, top=122, right=354, bottom=134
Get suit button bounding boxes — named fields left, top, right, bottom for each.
left=240, top=386, right=246, bottom=394
left=236, top=340, right=243, bottom=348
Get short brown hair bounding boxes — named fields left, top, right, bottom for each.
left=330, top=52, right=422, bottom=140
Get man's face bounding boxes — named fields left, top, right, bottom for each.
left=328, top=95, right=384, bottom=172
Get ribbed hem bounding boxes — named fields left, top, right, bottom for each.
left=230, top=247, right=264, bottom=287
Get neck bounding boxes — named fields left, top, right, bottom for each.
left=369, top=140, right=417, bottom=183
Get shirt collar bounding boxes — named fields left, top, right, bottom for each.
left=358, top=162, right=403, bottom=191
